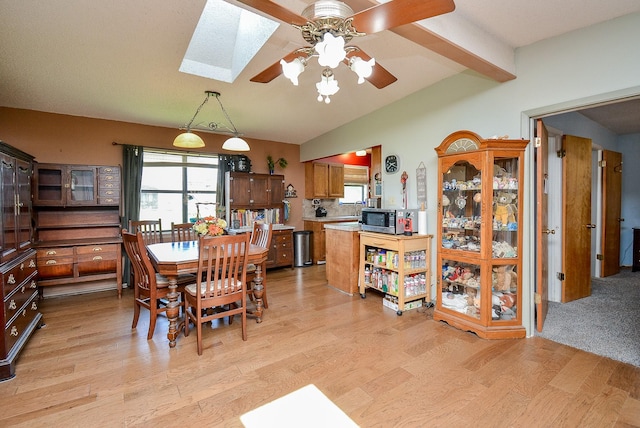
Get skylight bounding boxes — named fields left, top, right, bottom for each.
left=179, top=0, right=279, bottom=83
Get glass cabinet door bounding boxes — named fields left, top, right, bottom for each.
left=68, top=167, right=96, bottom=204
left=34, top=165, right=64, bottom=205
left=491, top=156, right=519, bottom=258
left=441, top=160, right=482, bottom=252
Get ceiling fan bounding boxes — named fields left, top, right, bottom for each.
left=233, top=0, right=456, bottom=102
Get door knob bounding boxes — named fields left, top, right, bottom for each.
left=586, top=224, right=596, bottom=229
left=542, top=229, right=555, bottom=235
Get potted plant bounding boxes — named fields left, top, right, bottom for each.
left=267, top=155, right=287, bottom=174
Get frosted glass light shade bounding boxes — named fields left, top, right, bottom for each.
left=315, top=33, right=346, bottom=69
left=173, top=131, right=205, bottom=148
left=281, top=58, right=305, bottom=85
left=222, top=136, right=250, bottom=151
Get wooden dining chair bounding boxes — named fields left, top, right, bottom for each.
left=184, top=234, right=250, bottom=355
left=245, top=222, right=273, bottom=308
left=122, top=229, right=194, bottom=340
left=129, top=219, right=163, bottom=244
left=171, top=222, right=196, bottom=242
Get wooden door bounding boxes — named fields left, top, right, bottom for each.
left=601, top=150, right=623, bottom=277
left=268, top=175, right=285, bottom=206
left=228, top=173, right=251, bottom=206
left=561, top=135, right=592, bottom=302
left=249, top=175, right=269, bottom=206
left=535, top=120, right=549, bottom=331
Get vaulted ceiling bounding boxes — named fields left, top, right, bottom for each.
left=1, top=0, right=639, bottom=144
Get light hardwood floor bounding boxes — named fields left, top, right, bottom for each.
left=1, top=265, right=639, bottom=427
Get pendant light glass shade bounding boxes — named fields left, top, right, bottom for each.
left=222, top=136, right=250, bottom=151
left=173, top=131, right=205, bottom=148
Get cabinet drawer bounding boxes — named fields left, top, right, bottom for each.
left=37, top=255, right=74, bottom=278
left=37, top=247, right=74, bottom=258
left=275, top=248, right=292, bottom=265
left=2, top=254, right=37, bottom=296
left=4, top=293, right=39, bottom=356
left=77, top=253, right=117, bottom=275
left=4, top=283, right=37, bottom=323
left=76, top=244, right=118, bottom=255
left=99, top=166, right=120, bottom=176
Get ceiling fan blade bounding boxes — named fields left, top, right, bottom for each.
left=345, top=50, right=397, bottom=89
left=250, top=50, right=305, bottom=83
left=351, top=0, right=455, bottom=34
left=231, top=0, right=308, bottom=26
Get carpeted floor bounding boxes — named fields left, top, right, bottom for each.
left=536, top=268, right=640, bottom=367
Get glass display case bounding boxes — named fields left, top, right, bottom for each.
left=434, top=130, right=529, bottom=339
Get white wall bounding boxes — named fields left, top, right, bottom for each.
left=300, top=12, right=640, bottom=336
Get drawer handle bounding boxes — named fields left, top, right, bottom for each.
left=29, top=259, right=36, bottom=268
left=10, top=326, right=18, bottom=337
left=104, top=183, right=114, bottom=188
left=20, top=262, right=25, bottom=270
left=105, top=191, right=114, bottom=195
left=92, top=247, right=103, bottom=252
left=21, top=286, right=25, bottom=293
left=105, top=175, right=114, bottom=180
left=92, top=256, right=103, bottom=261
left=8, top=274, right=15, bottom=284
left=46, top=250, right=57, bottom=255
left=46, top=260, right=57, bottom=265
left=30, top=280, right=37, bottom=288
left=31, top=302, right=38, bottom=310
left=9, top=300, right=16, bottom=310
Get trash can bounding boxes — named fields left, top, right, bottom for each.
left=293, top=230, right=313, bottom=267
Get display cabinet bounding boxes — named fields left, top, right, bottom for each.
left=33, top=164, right=122, bottom=297
left=358, top=231, right=432, bottom=315
left=434, top=130, right=528, bottom=339
left=0, top=141, right=41, bottom=381
left=225, top=172, right=285, bottom=226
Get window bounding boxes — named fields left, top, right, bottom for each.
left=140, top=149, right=219, bottom=228
left=340, top=165, right=369, bottom=204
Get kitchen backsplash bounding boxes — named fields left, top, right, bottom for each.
left=302, top=199, right=364, bottom=218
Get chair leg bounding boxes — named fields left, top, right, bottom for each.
left=196, top=317, right=203, bottom=356
left=132, top=300, right=141, bottom=329
left=147, top=302, right=158, bottom=340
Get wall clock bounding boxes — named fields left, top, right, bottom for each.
left=385, top=154, right=400, bottom=174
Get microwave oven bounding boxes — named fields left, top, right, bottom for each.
left=361, top=208, right=418, bottom=235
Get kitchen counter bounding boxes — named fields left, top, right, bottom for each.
left=323, top=222, right=361, bottom=231
left=227, top=224, right=295, bottom=234
left=302, top=216, right=360, bottom=223
left=325, top=224, right=360, bottom=295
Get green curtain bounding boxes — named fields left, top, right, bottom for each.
left=120, top=144, right=144, bottom=286
left=216, top=155, right=231, bottom=219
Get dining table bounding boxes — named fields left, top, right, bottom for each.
left=146, top=240, right=270, bottom=348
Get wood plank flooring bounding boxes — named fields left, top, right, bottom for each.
left=1, top=265, right=638, bottom=427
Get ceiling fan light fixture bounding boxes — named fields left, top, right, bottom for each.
left=222, top=136, right=250, bottom=152
left=350, top=56, right=375, bottom=84
left=316, top=69, right=339, bottom=104
left=315, top=33, right=346, bottom=68
left=173, top=131, right=205, bottom=148
left=281, top=57, right=305, bottom=85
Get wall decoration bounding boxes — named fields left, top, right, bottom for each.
left=416, top=161, right=427, bottom=207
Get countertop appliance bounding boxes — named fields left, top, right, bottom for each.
left=315, top=206, right=327, bottom=217
left=361, top=208, right=418, bottom=235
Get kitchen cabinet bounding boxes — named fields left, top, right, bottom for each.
left=304, top=162, right=344, bottom=198
left=434, top=130, right=528, bottom=339
left=303, top=218, right=359, bottom=264
left=0, top=141, right=41, bottom=381
left=358, top=232, right=433, bottom=315
left=33, top=164, right=120, bottom=207
left=227, top=172, right=284, bottom=207
left=267, top=229, right=293, bottom=269
left=33, top=164, right=122, bottom=297
left=325, top=224, right=360, bottom=295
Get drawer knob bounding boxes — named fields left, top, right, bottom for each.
left=10, top=326, right=18, bottom=337
left=8, top=274, right=15, bottom=284
left=30, top=280, right=37, bottom=288
left=9, top=300, right=16, bottom=310
left=46, top=260, right=57, bottom=265
left=92, top=247, right=103, bottom=252
left=93, top=256, right=103, bottom=261
left=46, top=250, right=57, bottom=255
left=29, top=259, right=36, bottom=268
left=31, top=301, right=38, bottom=310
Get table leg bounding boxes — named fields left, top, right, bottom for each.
left=165, top=275, right=180, bottom=347
left=251, top=262, right=265, bottom=323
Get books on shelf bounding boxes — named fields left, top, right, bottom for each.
left=228, top=208, right=281, bottom=228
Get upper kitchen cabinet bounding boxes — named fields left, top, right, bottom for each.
left=33, top=163, right=120, bottom=207
left=304, top=162, right=344, bottom=199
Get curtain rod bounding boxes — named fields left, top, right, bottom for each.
left=111, top=141, right=230, bottom=157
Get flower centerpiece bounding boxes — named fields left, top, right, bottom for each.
left=192, top=216, right=227, bottom=237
